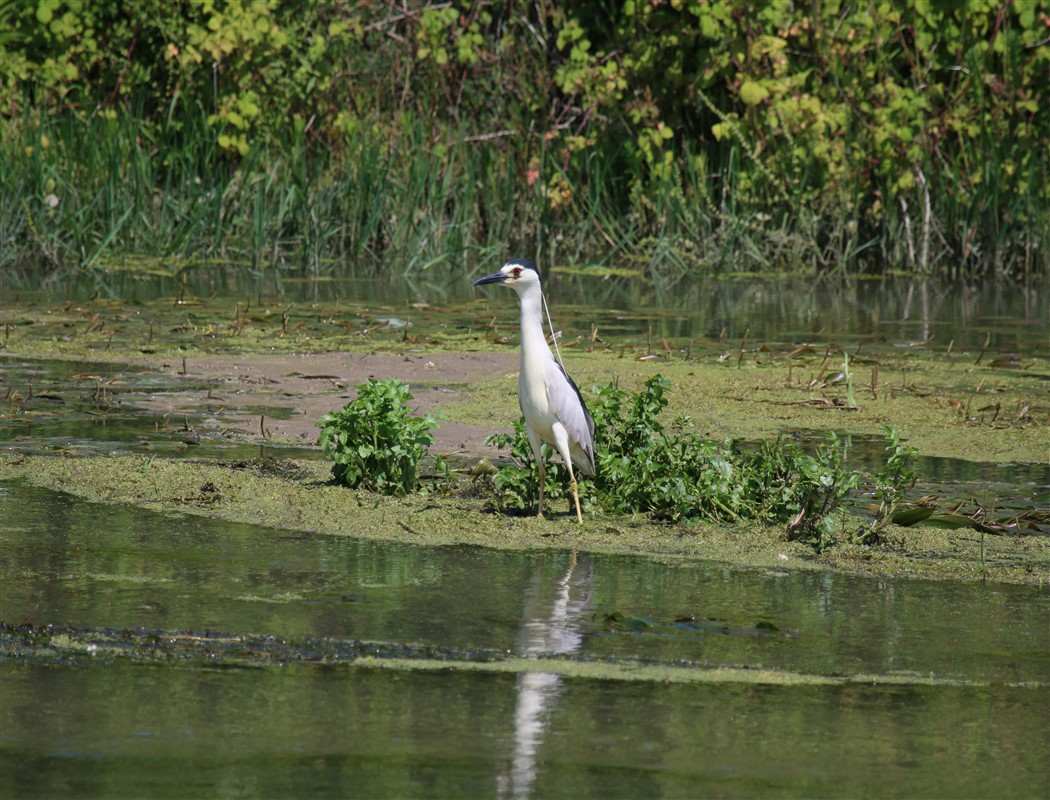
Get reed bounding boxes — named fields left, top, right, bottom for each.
left=1, top=100, right=1045, bottom=281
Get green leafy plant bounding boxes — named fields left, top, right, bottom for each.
left=780, top=433, right=862, bottom=548
left=486, top=374, right=871, bottom=533
left=485, top=417, right=579, bottom=513
left=317, top=377, right=438, bottom=495
left=861, top=425, right=918, bottom=544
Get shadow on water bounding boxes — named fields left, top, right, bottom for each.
left=2, top=481, right=1048, bottom=798
left=500, top=554, right=593, bottom=800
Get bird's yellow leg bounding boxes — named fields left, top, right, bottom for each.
left=536, top=458, right=545, bottom=517
left=567, top=464, right=583, bottom=524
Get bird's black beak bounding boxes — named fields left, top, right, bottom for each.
left=472, top=271, right=507, bottom=287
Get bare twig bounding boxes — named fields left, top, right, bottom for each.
left=463, top=129, right=519, bottom=142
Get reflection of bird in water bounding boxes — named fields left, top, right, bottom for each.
left=497, top=553, right=593, bottom=800
left=472, top=258, right=595, bottom=523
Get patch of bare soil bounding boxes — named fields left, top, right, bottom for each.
left=140, top=351, right=518, bottom=456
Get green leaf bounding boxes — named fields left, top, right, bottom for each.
left=891, top=507, right=936, bottom=526
left=739, top=81, right=769, bottom=106
left=36, top=0, right=57, bottom=24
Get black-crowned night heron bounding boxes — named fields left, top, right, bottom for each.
left=472, top=257, right=595, bottom=523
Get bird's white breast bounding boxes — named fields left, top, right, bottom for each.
left=519, top=349, right=552, bottom=429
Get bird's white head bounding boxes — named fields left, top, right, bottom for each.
left=471, top=257, right=541, bottom=294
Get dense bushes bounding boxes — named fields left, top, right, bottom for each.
left=2, top=1, right=1046, bottom=278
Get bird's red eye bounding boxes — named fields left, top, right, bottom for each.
left=513, top=267, right=522, bottom=277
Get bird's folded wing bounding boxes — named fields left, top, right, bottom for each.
left=547, top=362, right=596, bottom=473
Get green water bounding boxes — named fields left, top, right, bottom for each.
left=2, top=271, right=1048, bottom=796
left=2, top=482, right=1048, bottom=798
left=4, top=269, right=1047, bottom=353
left=4, top=663, right=1045, bottom=799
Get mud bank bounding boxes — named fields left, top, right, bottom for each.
left=2, top=453, right=1046, bottom=584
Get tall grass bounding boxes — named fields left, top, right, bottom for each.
left=1, top=108, right=520, bottom=275
left=1, top=102, right=1046, bottom=280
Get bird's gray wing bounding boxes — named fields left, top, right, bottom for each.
left=546, top=361, right=596, bottom=475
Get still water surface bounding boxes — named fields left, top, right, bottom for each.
left=2, top=270, right=1047, bottom=796
left=5, top=268, right=1047, bottom=352
left=2, top=481, right=1047, bottom=798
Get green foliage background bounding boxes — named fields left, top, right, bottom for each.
left=2, top=0, right=1046, bottom=277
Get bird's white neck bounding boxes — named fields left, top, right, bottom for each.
left=517, top=283, right=555, bottom=369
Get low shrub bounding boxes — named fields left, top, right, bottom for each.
left=317, top=377, right=438, bottom=495
left=487, top=374, right=910, bottom=539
